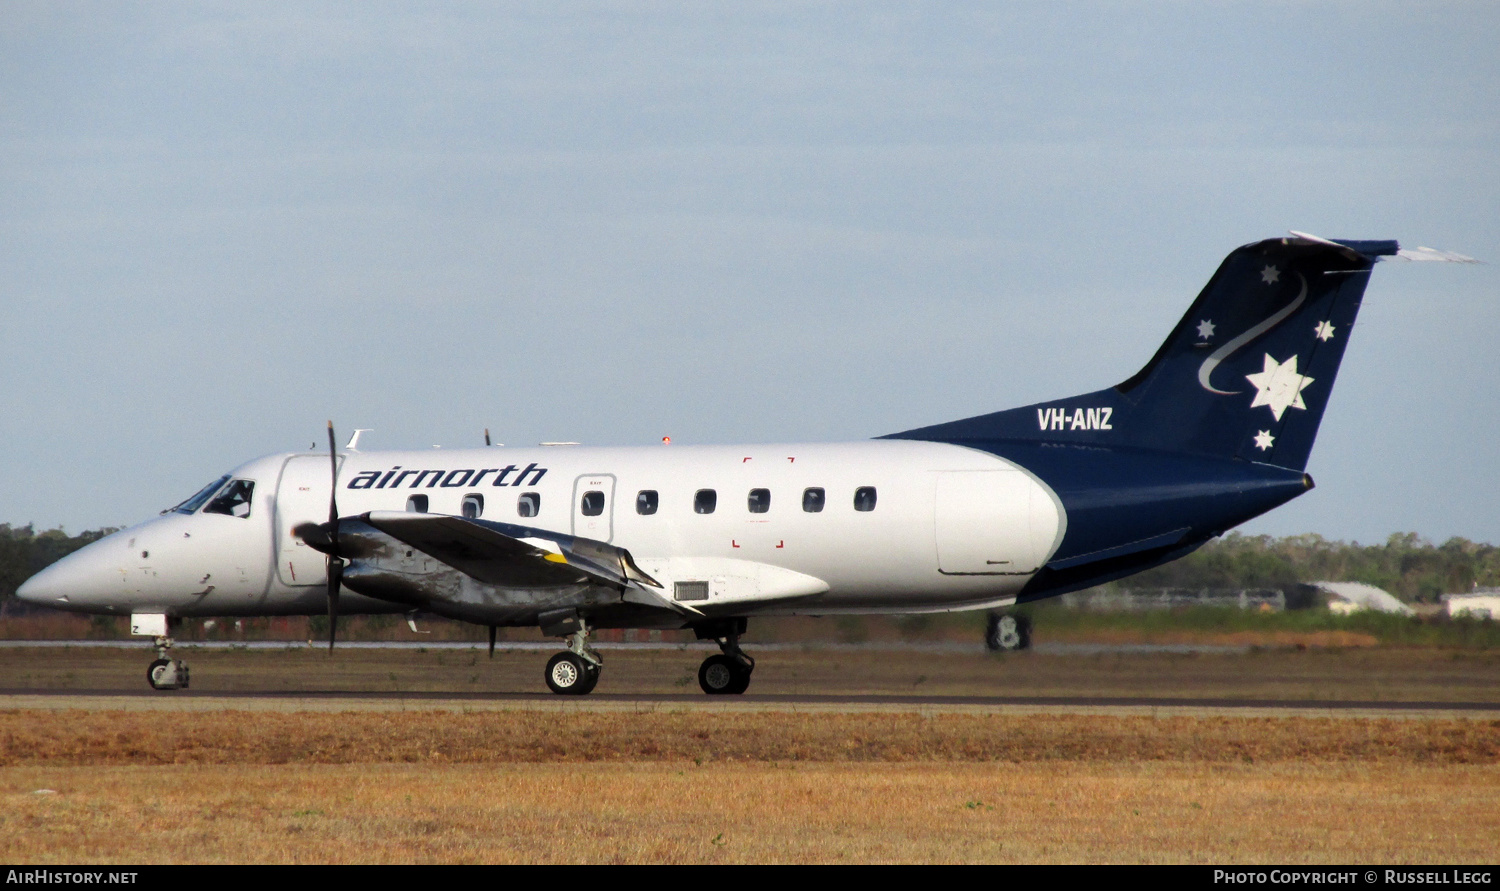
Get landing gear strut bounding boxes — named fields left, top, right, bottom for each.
left=544, top=620, right=601, bottom=695
left=146, top=636, right=190, bottom=690
left=696, top=619, right=754, bottom=695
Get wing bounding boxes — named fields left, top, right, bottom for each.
left=296, top=511, right=696, bottom=617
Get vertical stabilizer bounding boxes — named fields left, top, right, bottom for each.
left=889, top=235, right=1399, bottom=472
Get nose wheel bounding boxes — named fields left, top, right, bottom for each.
left=145, top=637, right=189, bottom=690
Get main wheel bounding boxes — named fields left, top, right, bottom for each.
left=576, top=663, right=601, bottom=695
left=147, top=658, right=173, bottom=690
left=545, top=652, right=596, bottom=695
left=727, top=663, right=752, bottom=695
left=698, top=654, right=750, bottom=695
left=985, top=613, right=1033, bottom=652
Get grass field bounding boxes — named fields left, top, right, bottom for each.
left=3, top=644, right=1498, bottom=863
left=2, top=710, right=1497, bottom=864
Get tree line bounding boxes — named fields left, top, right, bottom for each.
left=0, top=524, right=119, bottom=605
left=1128, top=532, right=1500, bottom=603
left=2, top=524, right=1496, bottom=605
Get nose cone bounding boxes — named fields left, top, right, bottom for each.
left=15, top=537, right=120, bottom=610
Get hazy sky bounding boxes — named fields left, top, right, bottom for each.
left=2, top=2, right=1497, bottom=544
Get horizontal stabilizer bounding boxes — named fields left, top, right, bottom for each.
left=1391, top=246, right=1480, bottom=263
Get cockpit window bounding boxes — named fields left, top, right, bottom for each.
left=168, top=476, right=230, bottom=515
left=203, top=479, right=255, bottom=518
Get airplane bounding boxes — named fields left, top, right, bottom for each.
left=15, top=233, right=1476, bottom=695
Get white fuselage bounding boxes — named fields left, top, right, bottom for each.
left=19, top=440, right=1066, bottom=621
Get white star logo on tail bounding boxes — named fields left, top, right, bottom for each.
left=1196, top=320, right=1216, bottom=340
left=1245, top=353, right=1314, bottom=421
left=1314, top=320, right=1335, bottom=342
left=1261, top=265, right=1280, bottom=285
left=1254, top=430, right=1275, bottom=451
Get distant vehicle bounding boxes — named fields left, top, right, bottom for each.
left=18, top=234, right=1472, bottom=693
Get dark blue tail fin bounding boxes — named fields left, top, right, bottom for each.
left=889, top=235, right=1399, bottom=471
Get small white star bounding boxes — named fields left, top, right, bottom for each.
left=1314, top=320, right=1336, bottom=342
left=1196, top=320, right=1216, bottom=340
left=1261, top=265, right=1280, bottom=285
left=1254, top=430, right=1275, bottom=451
left=1245, top=353, right=1314, bottom=421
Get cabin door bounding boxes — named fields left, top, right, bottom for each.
left=570, top=473, right=617, bottom=543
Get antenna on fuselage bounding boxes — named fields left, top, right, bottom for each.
left=345, top=429, right=372, bottom=451
left=484, top=428, right=491, bottom=446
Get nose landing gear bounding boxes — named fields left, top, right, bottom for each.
left=146, top=636, right=190, bottom=691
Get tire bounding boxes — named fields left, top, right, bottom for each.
left=698, top=654, right=750, bottom=695
left=576, top=664, right=601, bottom=695
left=985, top=613, right=1032, bottom=652
left=545, top=652, right=593, bottom=695
left=147, top=658, right=173, bottom=690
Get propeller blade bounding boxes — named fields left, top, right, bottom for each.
left=489, top=625, right=497, bottom=659
left=326, top=421, right=340, bottom=533
left=326, top=420, right=342, bottom=653
left=327, top=557, right=343, bottom=653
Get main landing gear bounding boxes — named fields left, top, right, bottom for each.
left=537, top=616, right=757, bottom=696
left=544, top=621, right=602, bottom=695
left=146, top=636, right=190, bottom=691
left=696, top=619, right=754, bottom=695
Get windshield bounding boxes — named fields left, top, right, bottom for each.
left=203, top=479, right=255, bottom=519
left=166, top=475, right=231, bottom=515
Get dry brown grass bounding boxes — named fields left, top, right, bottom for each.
left=2, top=762, right=1496, bottom=864
left=2, top=710, right=1498, bottom=766
left=2, top=710, right=1497, bottom=863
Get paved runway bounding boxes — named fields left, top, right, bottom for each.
left=0, top=639, right=1250, bottom=655
left=3, top=688, right=1495, bottom=718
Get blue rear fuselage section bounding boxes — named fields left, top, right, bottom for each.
left=903, top=437, right=1311, bottom=600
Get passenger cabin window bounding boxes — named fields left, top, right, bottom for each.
left=406, top=494, right=428, bottom=513
left=748, top=488, right=770, bottom=513
left=169, top=475, right=230, bottom=515
left=462, top=494, right=484, bottom=519
left=580, top=491, right=605, bottom=516
left=694, top=489, right=717, bottom=514
left=802, top=487, right=825, bottom=513
left=517, top=492, right=540, bottom=518
left=203, top=479, right=254, bottom=518
left=636, top=490, right=658, bottom=515
left=854, top=486, right=877, bottom=512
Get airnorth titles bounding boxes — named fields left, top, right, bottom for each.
left=345, top=463, right=548, bottom=490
